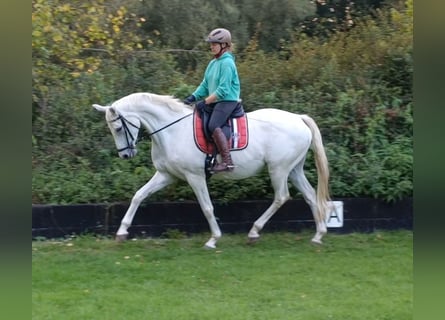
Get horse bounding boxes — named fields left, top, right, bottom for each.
left=93, top=92, right=331, bottom=249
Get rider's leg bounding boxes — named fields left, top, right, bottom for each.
left=208, top=102, right=238, bottom=173
left=211, top=127, right=234, bottom=172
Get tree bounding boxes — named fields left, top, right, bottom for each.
left=299, top=0, right=402, bottom=37
left=32, top=0, right=146, bottom=113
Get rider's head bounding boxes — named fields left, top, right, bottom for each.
left=206, top=28, right=232, bottom=57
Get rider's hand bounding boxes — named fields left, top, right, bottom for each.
left=195, top=100, right=207, bottom=111
left=183, top=95, right=196, bottom=105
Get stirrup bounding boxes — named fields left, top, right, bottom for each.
left=210, top=163, right=235, bottom=173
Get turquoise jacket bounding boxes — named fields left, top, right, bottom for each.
left=192, top=52, right=240, bottom=102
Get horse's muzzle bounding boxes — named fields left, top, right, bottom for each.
left=120, top=149, right=137, bottom=159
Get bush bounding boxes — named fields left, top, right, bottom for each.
left=32, top=1, right=412, bottom=204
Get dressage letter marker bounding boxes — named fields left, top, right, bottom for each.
left=326, top=201, right=344, bottom=228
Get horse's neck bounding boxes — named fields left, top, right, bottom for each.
left=141, top=107, right=190, bottom=131
left=134, top=101, right=192, bottom=148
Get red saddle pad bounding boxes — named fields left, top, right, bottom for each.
left=193, top=110, right=249, bottom=154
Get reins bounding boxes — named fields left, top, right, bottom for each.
left=148, top=113, right=192, bottom=137
left=109, top=112, right=193, bottom=152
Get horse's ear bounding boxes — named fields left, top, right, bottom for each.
left=92, top=104, right=109, bottom=112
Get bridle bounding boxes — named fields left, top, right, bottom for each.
left=108, top=112, right=192, bottom=152
left=108, top=114, right=140, bottom=152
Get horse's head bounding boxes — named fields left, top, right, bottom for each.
left=93, top=104, right=141, bottom=159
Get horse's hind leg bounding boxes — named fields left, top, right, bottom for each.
left=289, top=164, right=327, bottom=244
left=116, top=171, right=175, bottom=241
left=248, top=168, right=291, bottom=242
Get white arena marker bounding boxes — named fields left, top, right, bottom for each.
left=326, top=201, right=344, bottom=228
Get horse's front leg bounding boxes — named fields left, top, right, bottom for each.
left=186, top=174, right=221, bottom=249
left=116, top=171, right=175, bottom=241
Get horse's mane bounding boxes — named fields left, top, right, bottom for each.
left=113, top=92, right=192, bottom=113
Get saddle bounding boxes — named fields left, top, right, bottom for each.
left=193, top=102, right=249, bottom=177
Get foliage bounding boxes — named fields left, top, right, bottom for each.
left=299, top=0, right=403, bottom=37
left=32, top=0, right=412, bottom=204
left=32, top=0, right=146, bottom=107
left=137, top=0, right=314, bottom=52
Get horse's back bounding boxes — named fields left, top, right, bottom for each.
left=239, top=108, right=312, bottom=165
left=247, top=108, right=311, bottom=138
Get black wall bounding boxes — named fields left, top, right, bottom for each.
left=32, top=198, right=412, bottom=239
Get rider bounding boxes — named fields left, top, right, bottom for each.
left=183, top=28, right=241, bottom=173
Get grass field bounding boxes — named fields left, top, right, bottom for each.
left=32, top=230, right=412, bottom=320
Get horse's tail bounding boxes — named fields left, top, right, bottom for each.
left=300, top=115, right=331, bottom=223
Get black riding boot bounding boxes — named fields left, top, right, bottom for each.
left=211, top=127, right=234, bottom=172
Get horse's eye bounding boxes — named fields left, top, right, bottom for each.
left=115, top=127, right=122, bottom=132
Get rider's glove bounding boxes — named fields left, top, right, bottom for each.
left=195, top=100, right=207, bottom=112
left=183, top=95, right=196, bottom=105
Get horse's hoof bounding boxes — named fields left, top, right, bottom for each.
left=115, top=234, right=128, bottom=242
left=204, top=237, right=218, bottom=249
left=247, top=236, right=260, bottom=245
left=311, top=238, right=323, bottom=245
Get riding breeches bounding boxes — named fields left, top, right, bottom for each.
left=207, top=101, right=240, bottom=133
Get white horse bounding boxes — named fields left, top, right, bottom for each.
left=93, top=92, right=330, bottom=248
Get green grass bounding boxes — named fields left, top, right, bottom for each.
left=32, top=230, right=413, bottom=320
